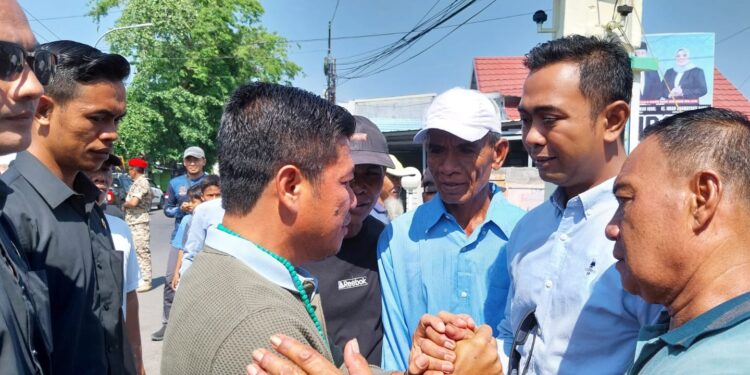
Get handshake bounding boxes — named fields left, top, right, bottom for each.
left=246, top=312, right=504, bottom=375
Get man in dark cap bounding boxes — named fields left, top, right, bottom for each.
left=124, top=157, right=153, bottom=292
left=304, top=115, right=394, bottom=365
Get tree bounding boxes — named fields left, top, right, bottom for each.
left=88, top=0, right=301, bottom=168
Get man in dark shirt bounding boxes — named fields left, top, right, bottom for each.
left=1, top=40, right=136, bottom=374
left=304, top=115, right=394, bottom=365
left=0, top=1, right=55, bottom=373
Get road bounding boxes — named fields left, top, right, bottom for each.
left=139, top=210, right=177, bottom=374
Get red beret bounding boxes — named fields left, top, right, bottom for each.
left=128, top=158, right=148, bottom=169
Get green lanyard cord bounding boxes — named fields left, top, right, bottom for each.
left=216, top=224, right=328, bottom=345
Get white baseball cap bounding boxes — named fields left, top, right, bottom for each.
left=414, top=87, right=503, bottom=143
left=386, top=154, right=417, bottom=177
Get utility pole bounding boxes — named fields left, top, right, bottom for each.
left=324, top=21, right=337, bottom=103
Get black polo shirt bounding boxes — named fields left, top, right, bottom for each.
left=0, top=181, right=50, bottom=375
left=2, top=151, right=135, bottom=374
left=304, top=216, right=385, bottom=365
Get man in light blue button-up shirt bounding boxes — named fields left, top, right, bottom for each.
left=497, top=36, right=662, bottom=375
left=378, top=87, right=525, bottom=371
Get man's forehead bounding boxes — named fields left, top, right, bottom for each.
left=355, top=163, right=384, bottom=172
left=426, top=129, right=482, bottom=146
left=0, top=3, right=37, bottom=50
left=614, top=139, right=657, bottom=190
left=519, top=63, right=583, bottom=110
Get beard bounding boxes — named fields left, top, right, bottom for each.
left=384, top=196, right=405, bottom=220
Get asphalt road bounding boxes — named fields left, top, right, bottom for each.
left=138, top=210, right=176, bottom=374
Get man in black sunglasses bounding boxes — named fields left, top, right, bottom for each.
left=2, top=40, right=135, bottom=374
left=0, top=1, right=54, bottom=374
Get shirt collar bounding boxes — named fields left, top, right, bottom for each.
left=204, top=226, right=317, bottom=296
left=189, top=173, right=206, bottom=183
left=13, top=151, right=100, bottom=208
left=660, top=291, right=750, bottom=348
left=423, top=183, right=517, bottom=237
left=550, top=178, right=616, bottom=219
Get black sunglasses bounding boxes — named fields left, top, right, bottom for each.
left=509, top=308, right=539, bottom=375
left=0, top=41, right=57, bottom=85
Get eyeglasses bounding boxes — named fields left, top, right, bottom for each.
left=509, top=309, right=539, bottom=375
left=0, top=41, right=57, bottom=85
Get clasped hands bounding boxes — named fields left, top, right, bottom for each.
left=246, top=311, right=503, bottom=375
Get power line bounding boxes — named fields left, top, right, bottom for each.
left=718, top=24, right=750, bottom=44
left=339, top=0, right=479, bottom=78
left=329, top=0, right=340, bottom=24
left=29, top=10, right=123, bottom=21
left=341, top=0, right=497, bottom=81
left=31, top=31, right=49, bottom=43
left=20, top=5, right=62, bottom=40
left=333, top=10, right=538, bottom=62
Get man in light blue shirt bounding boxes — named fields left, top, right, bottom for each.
left=605, top=108, right=750, bottom=374
left=498, top=35, right=662, bottom=375
left=378, top=87, right=525, bottom=371
left=179, top=196, right=224, bottom=275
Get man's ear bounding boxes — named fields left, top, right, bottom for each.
left=35, top=95, right=55, bottom=127
left=690, top=169, right=722, bottom=232
left=601, top=100, right=630, bottom=143
left=491, top=137, right=509, bottom=170
left=276, top=164, right=304, bottom=213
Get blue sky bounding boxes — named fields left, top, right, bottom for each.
left=19, top=0, right=750, bottom=102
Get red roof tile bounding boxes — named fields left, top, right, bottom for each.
left=713, top=68, right=750, bottom=118
left=473, top=57, right=750, bottom=120
left=472, top=57, right=528, bottom=120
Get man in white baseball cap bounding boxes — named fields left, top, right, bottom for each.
left=377, top=87, right=526, bottom=370
left=372, top=154, right=416, bottom=223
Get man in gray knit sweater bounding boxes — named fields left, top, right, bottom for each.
left=161, top=83, right=358, bottom=374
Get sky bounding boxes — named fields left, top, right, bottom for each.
left=18, top=0, right=750, bottom=102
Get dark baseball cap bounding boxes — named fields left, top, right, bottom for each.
left=350, top=115, right=395, bottom=168
left=104, top=154, right=122, bottom=167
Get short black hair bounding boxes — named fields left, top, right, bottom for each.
left=201, top=174, right=220, bottom=193
left=187, top=184, right=203, bottom=201
left=643, top=107, right=750, bottom=201
left=524, top=35, right=632, bottom=118
left=217, top=82, right=355, bottom=215
left=38, top=40, right=130, bottom=104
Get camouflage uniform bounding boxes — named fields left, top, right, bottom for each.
left=126, top=174, right=153, bottom=284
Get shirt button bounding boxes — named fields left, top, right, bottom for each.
left=460, top=291, right=468, bottom=298
left=443, top=228, right=448, bottom=233
left=96, top=262, right=103, bottom=270
left=585, top=209, right=593, bottom=217
left=104, top=304, right=110, bottom=311
left=545, top=280, right=553, bottom=289
left=559, top=233, right=569, bottom=242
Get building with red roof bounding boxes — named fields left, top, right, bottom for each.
left=469, top=56, right=750, bottom=168
left=470, top=56, right=750, bottom=121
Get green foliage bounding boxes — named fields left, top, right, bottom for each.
left=88, top=0, right=301, bottom=168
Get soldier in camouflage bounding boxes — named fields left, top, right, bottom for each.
left=124, top=157, right=153, bottom=292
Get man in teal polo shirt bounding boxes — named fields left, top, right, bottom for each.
left=606, top=107, right=750, bottom=374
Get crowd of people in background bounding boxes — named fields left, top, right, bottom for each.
left=2, top=0, right=750, bottom=374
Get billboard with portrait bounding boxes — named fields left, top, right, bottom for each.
left=637, top=32, right=715, bottom=135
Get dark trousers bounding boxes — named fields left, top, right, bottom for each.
left=162, top=246, right=179, bottom=324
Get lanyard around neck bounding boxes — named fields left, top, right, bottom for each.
left=216, top=224, right=327, bottom=345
